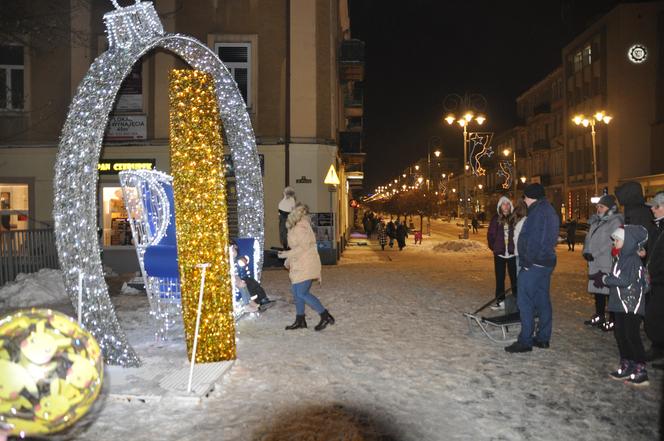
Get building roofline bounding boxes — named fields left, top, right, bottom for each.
left=516, top=66, right=562, bottom=103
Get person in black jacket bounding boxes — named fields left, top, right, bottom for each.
left=566, top=218, right=577, bottom=251
left=395, top=220, right=408, bottom=251
left=645, top=192, right=664, bottom=361
left=616, top=181, right=656, bottom=257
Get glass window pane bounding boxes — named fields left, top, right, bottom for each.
left=0, top=45, right=23, bottom=65
left=0, top=69, right=6, bottom=108
left=234, top=68, right=248, bottom=104
left=10, top=69, right=23, bottom=109
left=218, top=46, right=248, bottom=63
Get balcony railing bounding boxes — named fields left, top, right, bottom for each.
left=339, top=40, right=365, bottom=82
left=532, top=139, right=551, bottom=150
left=339, top=131, right=363, bottom=154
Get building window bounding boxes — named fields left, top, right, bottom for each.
left=0, top=45, right=24, bottom=110
left=0, top=183, right=29, bottom=231
left=583, top=45, right=592, bottom=65
left=215, top=42, right=251, bottom=108
left=574, top=51, right=583, bottom=72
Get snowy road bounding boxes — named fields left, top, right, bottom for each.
left=23, top=220, right=664, bottom=440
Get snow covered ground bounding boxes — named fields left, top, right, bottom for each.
left=1, top=219, right=660, bottom=440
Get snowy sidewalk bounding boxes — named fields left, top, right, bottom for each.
left=3, top=226, right=660, bottom=440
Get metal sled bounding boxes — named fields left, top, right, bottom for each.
left=463, top=289, right=521, bottom=344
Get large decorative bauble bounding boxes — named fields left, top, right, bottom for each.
left=0, top=309, right=103, bottom=438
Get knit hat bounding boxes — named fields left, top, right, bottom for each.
left=611, top=226, right=625, bottom=242
left=597, top=194, right=617, bottom=209
left=645, top=191, right=664, bottom=207
left=524, top=183, right=545, bottom=200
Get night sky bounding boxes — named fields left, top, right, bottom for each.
left=348, top=0, right=625, bottom=193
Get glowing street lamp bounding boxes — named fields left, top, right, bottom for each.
left=572, top=111, right=612, bottom=200
left=445, top=111, right=486, bottom=238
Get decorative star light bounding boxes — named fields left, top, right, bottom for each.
left=468, top=132, right=494, bottom=176
left=53, top=0, right=264, bottom=366
left=497, top=160, right=513, bottom=190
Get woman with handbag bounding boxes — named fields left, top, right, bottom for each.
left=278, top=204, right=335, bottom=331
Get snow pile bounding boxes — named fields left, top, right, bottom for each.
left=432, top=240, right=486, bottom=253
left=0, top=269, right=68, bottom=308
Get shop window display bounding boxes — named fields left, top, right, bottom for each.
left=102, top=187, right=133, bottom=246
left=0, top=184, right=29, bottom=231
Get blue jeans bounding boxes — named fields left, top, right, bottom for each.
left=238, top=285, right=251, bottom=305
left=291, top=280, right=325, bottom=315
left=517, top=264, right=554, bottom=346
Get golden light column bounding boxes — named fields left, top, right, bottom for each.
left=169, top=69, right=236, bottom=362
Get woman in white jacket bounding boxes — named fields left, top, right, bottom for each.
left=278, top=204, right=335, bottom=331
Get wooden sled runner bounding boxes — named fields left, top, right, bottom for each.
left=463, top=289, right=521, bottom=344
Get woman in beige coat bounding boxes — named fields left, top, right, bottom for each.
left=278, top=204, right=335, bottom=331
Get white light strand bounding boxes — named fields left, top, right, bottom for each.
left=54, top=1, right=264, bottom=366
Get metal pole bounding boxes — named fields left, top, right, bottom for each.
left=513, top=149, right=517, bottom=197
left=590, top=121, right=599, bottom=196
left=463, top=124, right=469, bottom=239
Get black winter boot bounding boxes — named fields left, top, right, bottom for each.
left=285, top=315, right=307, bottom=330
left=314, top=310, right=335, bottom=331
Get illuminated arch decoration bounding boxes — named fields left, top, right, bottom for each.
left=53, top=1, right=264, bottom=367
left=468, top=132, right=494, bottom=176
left=497, top=160, right=513, bottom=190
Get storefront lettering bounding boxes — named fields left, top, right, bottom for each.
left=98, top=159, right=155, bottom=175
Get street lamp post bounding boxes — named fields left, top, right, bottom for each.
left=572, top=111, right=612, bottom=201
left=445, top=112, right=486, bottom=239
left=503, top=148, right=517, bottom=197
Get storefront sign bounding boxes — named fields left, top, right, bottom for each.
left=295, top=176, right=312, bottom=184
left=114, top=63, right=143, bottom=112
left=98, top=159, right=155, bottom=175
left=105, top=115, right=147, bottom=141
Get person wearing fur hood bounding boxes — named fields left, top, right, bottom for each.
left=278, top=187, right=297, bottom=250
left=487, top=195, right=517, bottom=308
left=278, top=203, right=335, bottom=331
left=582, top=194, right=624, bottom=331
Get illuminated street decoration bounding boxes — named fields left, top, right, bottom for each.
left=53, top=1, right=263, bottom=366
left=497, top=160, right=513, bottom=190
left=468, top=132, right=494, bottom=176
left=627, top=44, right=648, bottom=64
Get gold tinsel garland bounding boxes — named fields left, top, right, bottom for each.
left=169, top=69, right=236, bottom=362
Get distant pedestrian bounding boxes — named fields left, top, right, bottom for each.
left=386, top=219, right=396, bottom=248
left=395, top=220, right=408, bottom=251
left=505, top=183, right=559, bottom=353
left=278, top=204, right=335, bottom=331
left=414, top=230, right=422, bottom=244
left=566, top=218, right=577, bottom=251
left=278, top=187, right=296, bottom=250
left=582, top=195, right=623, bottom=331
left=376, top=218, right=388, bottom=250
left=590, top=225, right=650, bottom=386
left=487, top=196, right=516, bottom=310
left=471, top=216, right=479, bottom=234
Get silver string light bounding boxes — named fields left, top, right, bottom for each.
left=54, top=1, right=264, bottom=366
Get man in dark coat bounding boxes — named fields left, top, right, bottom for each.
left=505, top=183, right=559, bottom=353
left=645, top=192, right=664, bottom=361
left=616, top=181, right=656, bottom=257
left=395, top=220, right=408, bottom=251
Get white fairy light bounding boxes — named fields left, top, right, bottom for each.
left=53, top=1, right=264, bottom=366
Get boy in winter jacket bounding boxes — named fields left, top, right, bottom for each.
left=590, top=225, right=650, bottom=386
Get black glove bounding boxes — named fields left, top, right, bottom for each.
left=583, top=253, right=594, bottom=262
left=589, top=272, right=606, bottom=288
